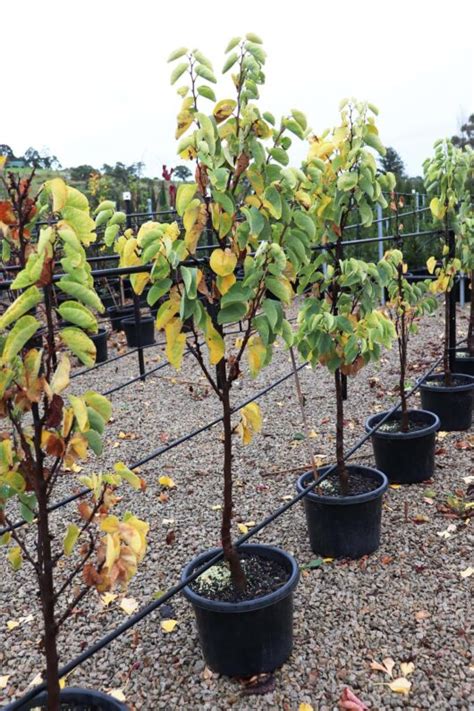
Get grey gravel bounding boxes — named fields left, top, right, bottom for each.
left=0, top=303, right=472, bottom=710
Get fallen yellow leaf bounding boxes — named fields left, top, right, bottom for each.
left=400, top=662, right=415, bottom=677
left=161, top=619, right=178, bottom=633
left=460, top=567, right=473, bottom=578
left=309, top=430, right=318, bottom=438
left=438, top=431, right=448, bottom=439
left=238, top=523, right=248, bottom=534
left=210, top=504, right=221, bottom=511
left=389, top=484, right=401, bottom=490
left=108, top=689, right=126, bottom=702
left=387, top=677, right=411, bottom=695
left=120, top=597, right=139, bottom=615
left=323, top=557, right=334, bottom=563
left=0, top=676, right=10, bottom=689
left=101, top=592, right=118, bottom=607
left=6, top=620, right=19, bottom=631
left=159, top=475, right=176, bottom=489
left=28, top=672, right=43, bottom=688
left=299, top=704, right=314, bottom=711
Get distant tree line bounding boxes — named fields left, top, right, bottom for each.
left=0, top=144, right=61, bottom=169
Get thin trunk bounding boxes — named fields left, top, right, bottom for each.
left=468, top=269, right=474, bottom=356
left=335, top=368, right=348, bottom=494
left=219, top=365, right=245, bottom=591
left=444, top=291, right=452, bottom=386
left=398, top=268, right=409, bottom=432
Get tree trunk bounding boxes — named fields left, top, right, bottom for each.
left=334, top=368, right=348, bottom=494
left=444, top=291, right=452, bottom=386
left=399, top=270, right=409, bottom=433
left=468, top=269, right=474, bottom=356
left=220, top=374, right=246, bottom=591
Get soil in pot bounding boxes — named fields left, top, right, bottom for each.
left=420, top=373, right=474, bottom=431
left=122, top=315, right=155, bottom=348
left=90, top=328, right=108, bottom=363
left=182, top=544, right=299, bottom=677
left=19, top=686, right=128, bottom=710
left=296, top=465, right=388, bottom=559
left=365, top=409, right=440, bottom=484
left=453, top=349, right=474, bottom=376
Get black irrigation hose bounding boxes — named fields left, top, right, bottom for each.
left=6, top=341, right=454, bottom=711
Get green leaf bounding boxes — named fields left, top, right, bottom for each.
left=337, top=173, right=358, bottom=191
left=242, top=206, right=265, bottom=237
left=167, top=47, right=188, bottom=62
left=59, top=327, right=96, bottom=367
left=1, top=316, right=40, bottom=363
left=221, top=283, right=253, bottom=307
left=84, top=429, right=103, bottom=456
left=58, top=302, right=98, bottom=332
left=84, top=391, right=112, bottom=422
left=64, top=523, right=80, bottom=555
left=147, top=278, right=172, bottom=306
left=0, top=286, right=42, bottom=329
left=269, top=147, right=289, bottom=166
left=262, top=298, right=281, bottom=330
left=217, top=302, right=248, bottom=325
left=114, top=462, right=142, bottom=489
left=171, top=62, right=188, bottom=85
left=293, top=211, right=316, bottom=240
left=8, top=546, right=22, bottom=571
left=197, top=85, right=216, bottom=101
left=212, top=190, right=235, bottom=215
left=95, top=209, right=113, bottom=228
left=195, top=64, right=217, bottom=83
left=222, top=52, right=239, bottom=73
left=57, top=279, right=104, bottom=313
left=245, top=32, right=263, bottom=44
left=104, top=223, right=119, bottom=246
left=181, top=266, right=197, bottom=299
left=225, top=36, right=241, bottom=52
left=176, top=183, right=197, bottom=216
left=87, top=407, right=105, bottom=434
left=264, top=185, right=282, bottom=219
left=19, top=493, right=36, bottom=524
left=193, top=50, right=212, bottom=69
left=291, top=109, right=307, bottom=131
left=300, top=557, right=323, bottom=570
left=364, top=130, right=386, bottom=156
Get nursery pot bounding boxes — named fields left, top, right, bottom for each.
left=365, top=409, right=440, bottom=484
left=90, top=328, right=108, bottom=363
left=182, top=544, right=299, bottom=677
left=122, top=316, right=155, bottom=348
left=18, top=686, right=127, bottom=710
left=296, top=465, right=388, bottom=559
left=453, top=348, right=474, bottom=376
left=419, top=373, right=474, bottom=431
left=107, top=305, right=134, bottom=331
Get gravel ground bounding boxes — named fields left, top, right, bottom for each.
left=0, top=304, right=472, bottom=710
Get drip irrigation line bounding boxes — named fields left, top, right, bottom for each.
left=6, top=341, right=453, bottom=711
left=102, top=351, right=192, bottom=396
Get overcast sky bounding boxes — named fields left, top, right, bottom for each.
left=3, top=0, right=473, bottom=178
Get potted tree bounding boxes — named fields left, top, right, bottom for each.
left=454, top=148, right=474, bottom=374
left=126, top=34, right=314, bottom=677
left=295, top=100, right=395, bottom=559
left=0, top=177, right=148, bottom=710
left=365, top=242, right=440, bottom=483
left=419, top=139, right=474, bottom=430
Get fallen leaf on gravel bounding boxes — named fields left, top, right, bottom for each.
left=240, top=672, right=275, bottom=696
left=380, top=555, right=393, bottom=565
left=101, top=592, right=118, bottom=607
left=370, top=657, right=395, bottom=677
left=118, top=431, right=137, bottom=440
left=387, top=677, right=411, bottom=694
left=159, top=475, right=175, bottom=488
left=435, top=447, right=446, bottom=455
left=437, top=431, right=448, bottom=439
left=463, top=476, right=474, bottom=485
left=389, top=484, right=401, bottom=490
left=0, top=676, right=10, bottom=689
left=211, top=504, right=221, bottom=510
left=161, top=619, right=178, bottom=633
left=202, top=666, right=216, bottom=680
left=165, top=530, right=176, bottom=545
left=28, top=672, right=43, bottom=688
left=120, top=597, right=139, bottom=615
left=423, top=488, right=437, bottom=498
left=299, top=704, right=313, bottom=711
left=300, top=558, right=323, bottom=570
left=323, top=557, right=334, bottom=563
left=460, top=567, right=473, bottom=578
left=237, top=521, right=255, bottom=534
left=400, top=662, right=415, bottom=676
left=455, top=440, right=473, bottom=450
left=338, top=687, right=368, bottom=709
left=413, top=514, right=430, bottom=524
left=309, top=430, right=318, bottom=438
left=162, top=518, right=175, bottom=525
left=108, top=689, right=126, bottom=701
left=158, top=492, right=169, bottom=503
left=437, top=524, right=457, bottom=539
left=6, top=620, right=20, bottom=631
left=415, top=609, right=430, bottom=621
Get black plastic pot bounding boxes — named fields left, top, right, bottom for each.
left=365, top=409, right=440, bottom=484
left=18, top=686, right=127, bottom=710
left=182, top=544, right=299, bottom=677
left=419, top=373, right=474, bottom=431
left=296, top=465, right=388, bottom=559
left=453, top=348, right=474, bottom=376
left=122, top=316, right=155, bottom=348
left=107, top=305, right=134, bottom=332
left=90, top=328, right=108, bottom=363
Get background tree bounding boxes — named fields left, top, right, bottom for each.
left=379, top=146, right=406, bottom=179
left=173, top=164, right=192, bottom=181
left=452, top=113, right=474, bottom=149
left=70, top=164, right=97, bottom=182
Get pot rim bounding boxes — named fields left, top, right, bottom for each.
left=90, top=327, right=108, bottom=337
left=419, top=373, right=474, bottom=393
left=296, top=464, right=388, bottom=506
left=454, top=348, right=474, bottom=359
left=365, top=408, right=440, bottom=440
left=181, top=543, right=299, bottom=613
left=16, top=686, right=127, bottom=711
left=121, top=315, right=155, bottom=325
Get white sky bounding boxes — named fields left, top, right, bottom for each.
left=3, top=0, right=473, bottom=178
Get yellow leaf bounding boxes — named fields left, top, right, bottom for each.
left=120, top=597, right=139, bottom=615
left=216, top=273, right=236, bottom=295
left=165, top=318, right=187, bottom=370
left=28, top=672, right=43, bottom=688
left=309, top=429, right=318, bottom=438
left=51, top=355, right=71, bottom=395
left=213, top=99, right=237, bottom=123
left=156, top=298, right=180, bottom=331
left=387, top=677, right=411, bottom=695
left=400, top=662, right=415, bottom=677
left=0, top=156, right=6, bottom=170
left=0, top=675, right=10, bottom=689
left=108, top=689, right=126, bottom=702
left=247, top=335, right=267, bottom=378
left=101, top=592, right=118, bottom=607
left=299, top=704, right=314, bottom=711
left=383, top=658, right=396, bottom=677
left=204, top=316, right=225, bottom=365
left=68, top=395, right=89, bottom=432
left=237, top=402, right=262, bottom=445
left=161, top=619, right=178, bottom=633
left=237, top=523, right=248, bottom=534
left=389, top=484, right=401, bottom=490
left=322, top=557, right=334, bottom=563
left=159, top=475, right=175, bottom=488
left=6, top=620, right=20, bottom=631
left=429, top=197, right=446, bottom=221
left=426, top=256, right=437, bottom=275
left=209, top=248, right=237, bottom=277
left=63, top=523, right=80, bottom=555
left=59, top=674, right=69, bottom=689
left=46, top=178, right=68, bottom=212
left=460, top=567, right=473, bottom=578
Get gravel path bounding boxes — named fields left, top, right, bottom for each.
left=0, top=304, right=472, bottom=710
